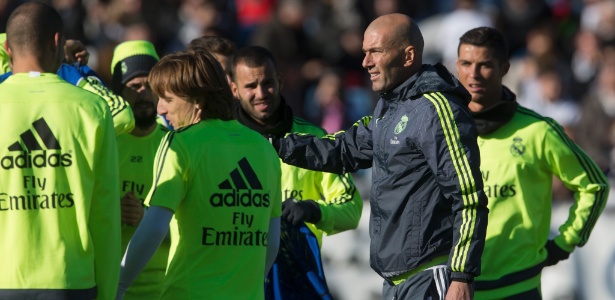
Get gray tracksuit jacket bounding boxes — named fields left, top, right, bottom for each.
left=278, top=63, right=489, bottom=282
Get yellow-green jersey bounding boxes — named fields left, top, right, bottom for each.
left=77, top=75, right=135, bottom=136
left=0, top=73, right=120, bottom=300
left=475, top=105, right=608, bottom=299
left=117, top=123, right=169, bottom=300
left=286, top=118, right=362, bottom=245
left=145, top=119, right=282, bottom=300
left=0, top=33, right=9, bottom=74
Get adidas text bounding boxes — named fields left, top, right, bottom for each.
left=210, top=189, right=270, bottom=208
left=1, top=151, right=73, bottom=170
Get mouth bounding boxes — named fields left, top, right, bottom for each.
left=466, top=83, right=485, bottom=93
left=253, top=100, right=271, bottom=112
left=368, top=72, right=380, bottom=81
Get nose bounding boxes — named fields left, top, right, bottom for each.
left=470, top=65, right=481, bottom=78
left=255, top=85, right=266, bottom=99
left=362, top=53, right=372, bottom=69
left=157, top=100, right=167, bottom=116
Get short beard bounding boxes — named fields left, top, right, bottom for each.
left=134, top=114, right=157, bottom=130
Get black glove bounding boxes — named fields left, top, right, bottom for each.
left=544, top=239, right=571, bottom=266
left=281, top=199, right=322, bottom=225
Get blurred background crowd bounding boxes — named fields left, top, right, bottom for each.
left=4, top=0, right=615, bottom=299
left=6, top=0, right=614, bottom=164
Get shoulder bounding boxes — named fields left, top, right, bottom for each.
left=510, top=105, right=568, bottom=139
left=173, top=120, right=269, bottom=144
left=292, top=117, right=327, bottom=136
left=514, top=105, right=561, bottom=128
left=411, top=92, right=473, bottom=123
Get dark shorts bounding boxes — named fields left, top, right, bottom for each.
left=382, top=265, right=452, bottom=300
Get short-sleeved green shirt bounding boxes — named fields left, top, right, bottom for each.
left=118, top=123, right=169, bottom=300
left=146, top=119, right=282, bottom=300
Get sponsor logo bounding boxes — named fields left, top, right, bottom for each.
left=210, top=157, right=270, bottom=207
left=1, top=118, right=72, bottom=170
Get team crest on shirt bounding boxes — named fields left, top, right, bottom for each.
left=510, top=137, right=525, bottom=157
left=394, top=115, right=408, bottom=134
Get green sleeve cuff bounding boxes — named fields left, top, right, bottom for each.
left=553, top=236, right=575, bottom=253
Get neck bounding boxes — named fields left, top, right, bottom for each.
left=234, top=101, right=293, bottom=136
left=130, top=123, right=157, bottom=137
left=469, top=87, right=503, bottom=113
left=11, top=57, right=58, bottom=74
left=469, top=101, right=495, bottom=113
left=12, top=62, right=45, bottom=73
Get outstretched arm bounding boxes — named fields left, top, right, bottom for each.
left=117, top=206, right=172, bottom=300
left=278, top=116, right=374, bottom=174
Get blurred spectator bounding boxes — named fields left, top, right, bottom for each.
left=428, top=0, right=494, bottom=72
left=495, top=0, right=553, bottom=56
left=0, top=0, right=24, bottom=33
left=52, top=0, right=88, bottom=42
left=251, top=0, right=321, bottom=117
left=177, top=0, right=222, bottom=49
left=580, top=0, right=615, bottom=43
left=356, top=0, right=433, bottom=23
left=570, top=29, right=603, bottom=98
left=505, top=22, right=572, bottom=99
left=574, top=51, right=615, bottom=174
left=304, top=68, right=347, bottom=133
left=519, top=67, right=580, bottom=135
left=304, top=66, right=374, bottom=133
left=234, top=0, right=277, bottom=47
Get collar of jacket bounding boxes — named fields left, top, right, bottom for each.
left=234, top=96, right=294, bottom=137
left=471, top=86, right=518, bottom=136
left=380, top=63, right=471, bottom=105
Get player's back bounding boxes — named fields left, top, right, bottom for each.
left=0, top=72, right=120, bottom=298
left=149, top=119, right=281, bottom=300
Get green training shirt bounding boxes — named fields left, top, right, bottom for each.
left=77, top=76, right=135, bottom=136
left=475, top=105, right=608, bottom=299
left=145, top=119, right=282, bottom=300
left=117, top=123, right=169, bottom=300
left=0, top=73, right=121, bottom=300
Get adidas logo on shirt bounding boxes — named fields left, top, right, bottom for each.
left=1, top=118, right=73, bottom=170
left=210, top=157, right=270, bottom=208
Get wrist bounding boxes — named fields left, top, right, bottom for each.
left=304, top=200, right=322, bottom=223
left=451, top=272, right=474, bottom=283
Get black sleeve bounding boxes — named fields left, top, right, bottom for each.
left=278, top=116, right=374, bottom=174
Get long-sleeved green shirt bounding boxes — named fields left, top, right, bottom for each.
left=0, top=73, right=121, bottom=300
left=475, top=103, right=608, bottom=299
